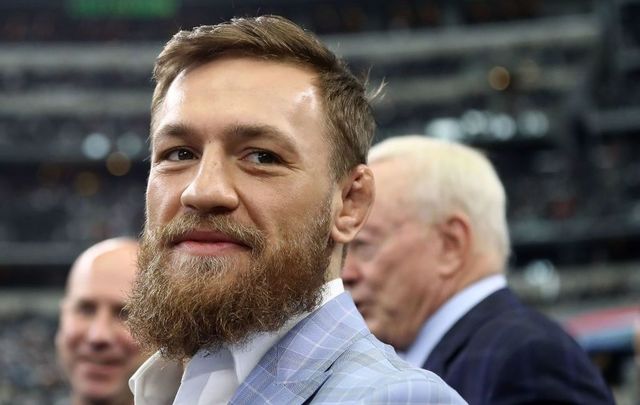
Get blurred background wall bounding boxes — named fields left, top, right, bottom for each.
left=0, top=0, right=639, bottom=403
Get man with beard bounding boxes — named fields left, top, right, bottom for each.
left=125, top=15, right=465, bottom=405
left=57, top=238, right=147, bottom=405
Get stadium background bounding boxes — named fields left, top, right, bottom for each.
left=0, top=0, right=639, bottom=403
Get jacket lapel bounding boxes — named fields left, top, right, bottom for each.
left=424, top=288, right=517, bottom=374
left=230, top=292, right=368, bottom=404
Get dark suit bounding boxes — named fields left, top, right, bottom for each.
left=423, top=288, right=614, bottom=405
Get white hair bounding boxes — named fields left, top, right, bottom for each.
left=368, top=135, right=510, bottom=265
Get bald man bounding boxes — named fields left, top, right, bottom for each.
left=56, top=238, right=147, bottom=405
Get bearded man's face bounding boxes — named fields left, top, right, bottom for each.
left=126, top=58, right=345, bottom=360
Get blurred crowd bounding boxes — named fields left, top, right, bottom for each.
left=0, top=313, right=68, bottom=405
left=0, top=0, right=591, bottom=42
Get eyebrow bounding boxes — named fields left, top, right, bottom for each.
left=153, top=122, right=300, bottom=155
left=225, top=123, right=298, bottom=154
left=152, top=122, right=195, bottom=143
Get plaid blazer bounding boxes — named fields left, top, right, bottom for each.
left=229, top=292, right=466, bottom=404
left=423, top=288, right=614, bottom=405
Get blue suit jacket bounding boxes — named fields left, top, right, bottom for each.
left=229, top=292, right=466, bottom=404
left=423, top=288, right=614, bottom=405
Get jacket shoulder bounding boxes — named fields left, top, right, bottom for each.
left=314, top=334, right=466, bottom=404
left=445, top=292, right=613, bottom=404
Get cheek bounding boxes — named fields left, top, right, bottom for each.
left=362, top=263, right=389, bottom=291
left=61, top=318, right=85, bottom=344
left=110, top=320, right=140, bottom=351
left=118, top=332, right=145, bottom=370
left=371, top=253, right=417, bottom=306
left=385, top=235, right=431, bottom=283
left=367, top=251, right=402, bottom=290
left=119, top=331, right=141, bottom=355
left=245, top=183, right=324, bottom=234
left=146, top=173, right=182, bottom=226
left=57, top=321, right=85, bottom=363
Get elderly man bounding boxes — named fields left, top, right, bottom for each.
left=56, top=238, right=147, bottom=405
left=343, top=135, right=614, bottom=404
left=124, top=15, right=465, bottom=404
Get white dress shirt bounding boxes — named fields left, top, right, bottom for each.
left=399, top=273, right=507, bottom=367
left=130, top=278, right=345, bottom=405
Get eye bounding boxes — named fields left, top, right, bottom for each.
left=165, top=148, right=196, bottom=161
left=74, top=301, right=96, bottom=317
left=243, top=150, right=282, bottom=165
left=117, top=307, right=129, bottom=322
left=349, top=240, right=377, bottom=262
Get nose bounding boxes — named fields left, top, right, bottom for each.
left=180, top=152, right=240, bottom=214
left=342, top=252, right=362, bottom=289
left=87, top=310, right=118, bottom=348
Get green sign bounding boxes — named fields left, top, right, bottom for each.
left=67, top=0, right=178, bottom=19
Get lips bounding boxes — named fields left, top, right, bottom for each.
left=77, top=353, right=125, bottom=367
left=78, top=361, right=125, bottom=380
left=352, top=298, right=371, bottom=317
left=172, top=230, right=250, bottom=256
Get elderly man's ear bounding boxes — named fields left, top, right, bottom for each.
left=435, top=213, right=472, bottom=277
left=331, top=164, right=375, bottom=244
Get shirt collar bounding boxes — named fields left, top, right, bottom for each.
left=230, top=278, right=344, bottom=384
left=400, top=273, right=506, bottom=367
left=129, top=278, right=345, bottom=403
left=129, top=351, right=183, bottom=404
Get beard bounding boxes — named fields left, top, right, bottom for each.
left=126, top=201, right=333, bottom=361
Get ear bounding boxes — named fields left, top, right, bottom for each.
left=331, top=164, right=374, bottom=244
left=436, top=212, right=472, bottom=277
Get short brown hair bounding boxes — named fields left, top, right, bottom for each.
left=151, top=15, right=375, bottom=179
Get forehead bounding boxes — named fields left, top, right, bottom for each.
left=155, top=57, right=323, bottom=136
left=175, top=56, right=318, bottom=91
left=66, top=248, right=137, bottom=303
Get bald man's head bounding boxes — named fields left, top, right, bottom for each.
left=56, top=238, right=146, bottom=405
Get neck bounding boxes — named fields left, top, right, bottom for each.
left=457, top=251, right=503, bottom=292
left=325, top=244, right=345, bottom=281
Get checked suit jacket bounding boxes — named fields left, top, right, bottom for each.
left=228, top=292, right=466, bottom=404
left=423, top=288, right=614, bottom=405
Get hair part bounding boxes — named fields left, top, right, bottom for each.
left=369, top=135, right=510, bottom=267
left=151, top=15, right=375, bottom=179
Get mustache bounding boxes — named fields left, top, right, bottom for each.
left=146, top=212, right=266, bottom=253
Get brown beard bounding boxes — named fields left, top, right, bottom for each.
left=125, top=202, right=333, bottom=361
